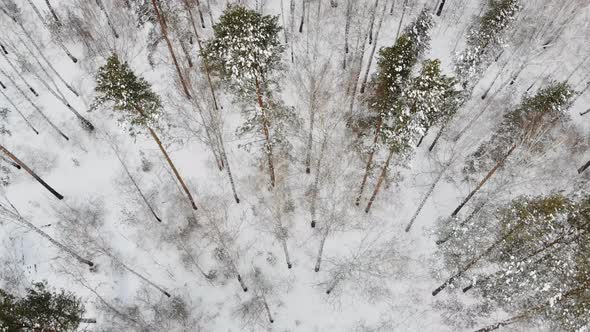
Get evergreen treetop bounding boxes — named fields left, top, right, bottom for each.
left=201, top=5, right=284, bottom=93
left=0, top=281, right=85, bottom=332
left=92, top=54, right=162, bottom=136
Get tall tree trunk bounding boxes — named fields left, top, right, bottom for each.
left=148, top=127, right=198, bottom=210
left=304, top=89, right=316, bottom=174
left=451, top=144, right=517, bottom=217
left=343, top=0, right=352, bottom=69
left=281, top=238, right=292, bottom=269
left=416, top=126, right=430, bottom=147
left=260, top=293, right=274, bottom=323
left=13, top=32, right=79, bottom=97
left=580, top=109, right=590, bottom=116
left=150, top=0, right=192, bottom=99
left=326, top=274, right=341, bottom=294
left=111, top=145, right=162, bottom=222
left=0, top=89, right=39, bottom=135
left=23, top=0, right=78, bottom=63
left=428, top=122, right=446, bottom=152
left=0, top=67, right=69, bottom=140
left=314, top=229, right=328, bottom=272
left=0, top=144, right=63, bottom=199
left=110, top=255, right=171, bottom=297
left=365, top=146, right=395, bottom=213
left=195, top=0, right=207, bottom=28
left=44, top=0, right=61, bottom=25
left=360, top=0, right=386, bottom=94
left=255, top=77, right=276, bottom=188
left=96, top=0, right=120, bottom=39
left=5, top=206, right=94, bottom=266
left=435, top=0, right=446, bottom=16
left=0, top=155, right=21, bottom=169
left=436, top=201, right=485, bottom=245
left=367, top=0, right=379, bottom=45
left=405, top=165, right=447, bottom=232
left=355, top=116, right=383, bottom=206
left=299, top=0, right=305, bottom=33
left=310, top=136, right=327, bottom=228
left=394, top=0, right=409, bottom=41
left=432, top=222, right=522, bottom=296
left=179, top=38, right=193, bottom=68
left=579, top=159, right=590, bottom=174
left=237, top=274, right=248, bottom=292
left=2, top=47, right=94, bottom=131
left=0, top=50, right=39, bottom=97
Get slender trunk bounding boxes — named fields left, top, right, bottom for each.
left=150, top=0, right=192, bottom=99
left=179, top=38, right=193, bottom=68
left=95, top=0, right=119, bottom=38
left=0, top=67, right=69, bottom=140
left=310, top=136, right=328, bottom=228
left=453, top=101, right=493, bottom=143
left=112, top=257, right=171, bottom=297
left=432, top=222, right=522, bottom=296
left=348, top=27, right=370, bottom=114
left=428, top=122, right=446, bottom=152
left=112, top=147, right=162, bottom=222
left=195, top=0, right=206, bottom=28
left=299, top=0, right=305, bottom=33
left=436, top=201, right=485, bottom=244
left=343, top=0, right=352, bottom=69
left=580, top=109, right=590, bottom=116
left=0, top=155, right=21, bottom=169
left=24, top=0, right=78, bottom=63
left=0, top=89, right=39, bottom=135
left=579, top=159, right=590, bottom=174
left=205, top=0, right=214, bottom=27
left=360, top=0, right=386, bottom=94
left=2, top=48, right=94, bottom=131
left=255, top=77, right=276, bottom=188
left=148, top=127, right=198, bottom=210
left=355, top=116, right=383, bottom=206
left=435, top=0, right=446, bottom=16
left=281, top=238, right=292, bottom=269
left=365, top=146, right=395, bottom=213
left=394, top=0, right=409, bottom=41
left=314, top=229, right=329, bottom=272
left=405, top=165, right=447, bottom=232
left=451, top=144, right=517, bottom=217
left=416, top=126, right=430, bottom=147
left=13, top=212, right=93, bottom=266
left=390, top=0, right=395, bottom=14
left=0, top=80, right=5, bottom=88
left=237, top=274, right=248, bottom=292
left=304, top=94, right=315, bottom=174
left=12, top=31, right=79, bottom=97
left=326, top=275, right=341, bottom=294
left=0, top=50, right=39, bottom=97
left=218, top=135, right=240, bottom=203
left=280, top=0, right=289, bottom=44
left=44, top=0, right=61, bottom=25
left=0, top=145, right=63, bottom=199
left=260, top=293, right=274, bottom=323
left=367, top=0, right=379, bottom=45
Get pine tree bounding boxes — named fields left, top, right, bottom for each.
left=92, top=55, right=198, bottom=210
left=0, top=281, right=88, bottom=331
left=202, top=5, right=286, bottom=188
left=364, top=59, right=458, bottom=212
left=354, top=9, right=434, bottom=206
left=428, top=0, right=521, bottom=151
left=460, top=194, right=590, bottom=331
left=453, top=82, right=575, bottom=217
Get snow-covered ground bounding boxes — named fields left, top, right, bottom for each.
left=0, top=0, right=588, bottom=331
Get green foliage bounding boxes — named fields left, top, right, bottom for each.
left=456, top=0, right=521, bottom=86
left=202, top=5, right=284, bottom=97
left=92, top=54, right=162, bottom=137
left=463, top=81, right=575, bottom=177
left=0, top=281, right=85, bottom=331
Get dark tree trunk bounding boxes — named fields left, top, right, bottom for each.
left=299, top=0, right=305, bottom=33
left=360, top=0, right=386, bottom=94
left=451, top=144, right=516, bottom=217
left=255, top=77, right=276, bottom=188
left=310, top=137, right=328, bottom=228
left=343, top=0, right=352, bottom=69
left=356, top=116, right=383, bottom=206
left=435, top=0, right=446, bottom=16
left=314, top=229, right=328, bottom=271
left=428, top=122, right=446, bottom=152
left=579, top=159, right=590, bottom=174
left=436, top=201, right=486, bottom=245
left=96, top=0, right=120, bottom=39
left=394, top=0, right=409, bottom=41
left=365, top=146, right=395, bottom=213
left=405, top=165, right=447, bottom=232
left=0, top=145, right=63, bottom=199
left=0, top=89, right=39, bottom=135
left=150, top=0, right=192, bottom=99
left=44, top=0, right=61, bottom=25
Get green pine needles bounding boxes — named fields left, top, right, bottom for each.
left=92, top=54, right=162, bottom=137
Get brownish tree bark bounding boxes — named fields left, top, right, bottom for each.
left=150, top=0, right=192, bottom=99
left=0, top=144, right=64, bottom=199
left=255, top=77, right=277, bottom=188
left=355, top=116, right=383, bottom=206
left=365, top=145, right=395, bottom=213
